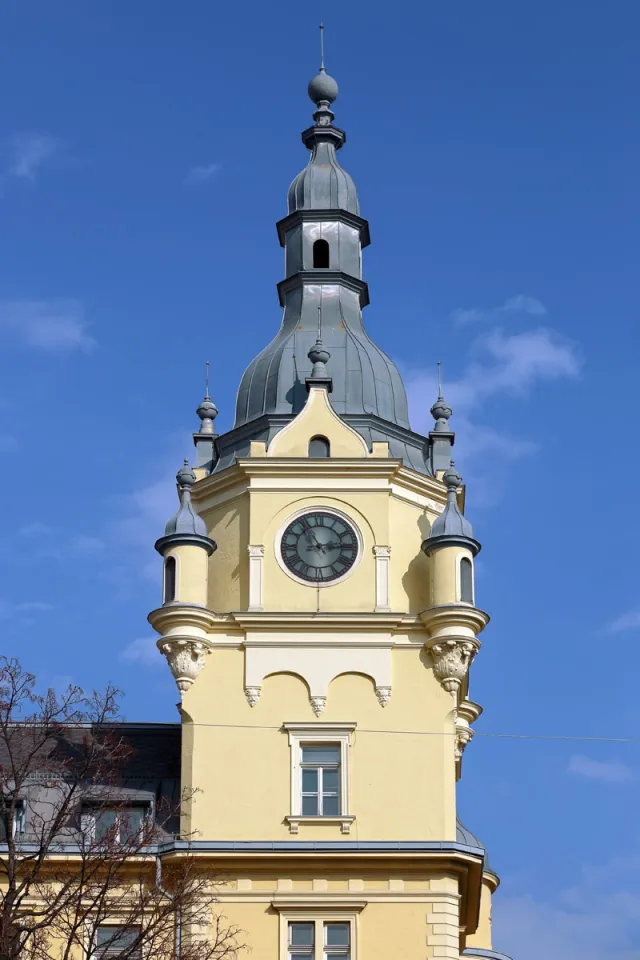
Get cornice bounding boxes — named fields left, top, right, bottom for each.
left=276, top=209, right=370, bottom=248
left=148, top=603, right=235, bottom=636
left=277, top=271, right=370, bottom=308
left=419, top=603, right=490, bottom=636
left=233, top=611, right=419, bottom=633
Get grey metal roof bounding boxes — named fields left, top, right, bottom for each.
left=163, top=461, right=208, bottom=538
left=457, top=816, right=496, bottom=878
left=222, top=64, right=431, bottom=474
left=422, top=463, right=481, bottom=555
left=462, top=951, right=513, bottom=960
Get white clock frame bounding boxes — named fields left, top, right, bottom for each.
left=275, top=506, right=364, bottom=588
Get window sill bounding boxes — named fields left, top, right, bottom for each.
left=285, top=815, right=355, bottom=835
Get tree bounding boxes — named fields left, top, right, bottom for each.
left=0, top=657, right=242, bottom=960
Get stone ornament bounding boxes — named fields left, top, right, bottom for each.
left=309, top=696, right=327, bottom=716
left=244, top=686, right=262, bottom=707
left=375, top=686, right=392, bottom=707
left=427, top=637, right=479, bottom=694
left=160, top=639, right=207, bottom=693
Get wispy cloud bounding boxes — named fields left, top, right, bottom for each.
left=18, top=522, right=54, bottom=539
left=404, top=304, right=581, bottom=504
left=119, top=637, right=162, bottom=667
left=184, top=162, right=221, bottom=184
left=0, top=299, right=95, bottom=353
left=609, top=611, right=640, bottom=634
left=9, top=133, right=60, bottom=182
left=496, top=853, right=640, bottom=959
left=568, top=754, right=635, bottom=784
left=451, top=294, right=547, bottom=325
left=0, top=599, right=54, bottom=619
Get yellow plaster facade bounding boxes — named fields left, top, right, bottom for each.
left=149, top=383, right=505, bottom=960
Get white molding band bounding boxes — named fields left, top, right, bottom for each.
left=244, top=641, right=392, bottom=710
left=247, top=544, right=265, bottom=610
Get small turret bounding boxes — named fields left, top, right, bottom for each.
left=422, top=460, right=480, bottom=604
left=422, top=463, right=480, bottom=607
left=419, top=462, right=488, bottom=707
left=155, top=459, right=217, bottom=607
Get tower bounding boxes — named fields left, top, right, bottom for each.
left=149, top=43, right=512, bottom=960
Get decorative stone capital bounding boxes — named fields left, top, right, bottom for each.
left=454, top=719, right=474, bottom=762
left=309, top=696, right=326, bottom=716
left=244, top=685, right=262, bottom=707
left=247, top=544, right=265, bottom=558
left=159, top=638, right=208, bottom=693
left=375, top=685, right=392, bottom=707
left=427, top=637, right=479, bottom=694
left=372, top=545, right=391, bottom=558
left=454, top=699, right=482, bottom=779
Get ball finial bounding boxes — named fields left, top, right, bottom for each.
left=176, top=458, right=196, bottom=489
left=308, top=23, right=338, bottom=104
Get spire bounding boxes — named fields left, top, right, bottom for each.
left=307, top=24, right=339, bottom=128
left=305, top=306, right=333, bottom=392
left=155, top=459, right=216, bottom=556
left=196, top=361, right=218, bottom=436
left=193, top=360, right=219, bottom=474
left=428, top=362, right=455, bottom=474
left=422, top=462, right=481, bottom=557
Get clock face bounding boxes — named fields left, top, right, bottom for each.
left=280, top=512, right=359, bottom=583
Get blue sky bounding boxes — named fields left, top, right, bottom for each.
left=1, top=2, right=639, bottom=957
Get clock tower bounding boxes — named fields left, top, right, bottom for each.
left=149, top=48, right=512, bottom=960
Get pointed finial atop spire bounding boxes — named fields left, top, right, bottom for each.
left=196, top=360, right=218, bottom=436
left=308, top=24, right=338, bottom=110
left=430, top=361, right=453, bottom=431
left=306, top=306, right=333, bottom=392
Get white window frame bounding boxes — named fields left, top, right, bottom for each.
left=275, top=908, right=362, bottom=960
left=81, top=804, right=151, bottom=846
left=283, top=723, right=356, bottom=834
left=87, top=922, right=143, bottom=959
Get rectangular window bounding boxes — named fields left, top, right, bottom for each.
left=96, top=925, right=141, bottom=958
left=324, top=923, right=350, bottom=960
left=288, top=922, right=315, bottom=960
left=301, top=744, right=340, bottom=817
left=13, top=800, right=26, bottom=836
left=89, top=806, right=147, bottom=845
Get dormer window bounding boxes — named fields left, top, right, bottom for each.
left=313, top=238, right=330, bottom=268
left=13, top=799, right=26, bottom=837
left=84, top=804, right=149, bottom=845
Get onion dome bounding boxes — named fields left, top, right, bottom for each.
left=287, top=45, right=359, bottom=215
left=422, top=462, right=481, bottom=556
left=155, top=460, right=217, bottom=556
